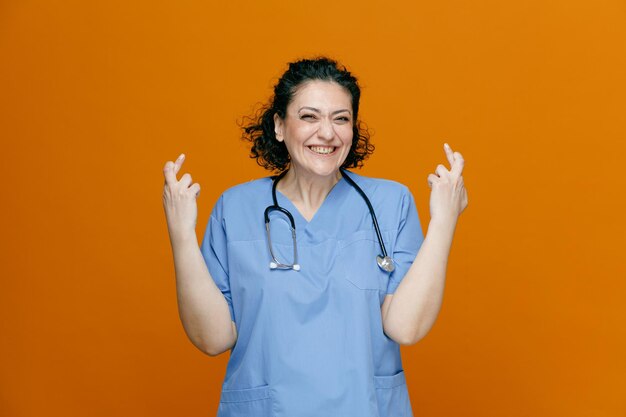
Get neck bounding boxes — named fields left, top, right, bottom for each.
left=278, top=167, right=342, bottom=213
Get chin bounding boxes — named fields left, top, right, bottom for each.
left=291, top=152, right=349, bottom=178
left=311, top=161, right=346, bottom=175
left=294, top=163, right=341, bottom=179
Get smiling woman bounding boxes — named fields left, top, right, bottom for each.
left=240, top=57, right=374, bottom=174
left=276, top=82, right=352, bottom=167
left=271, top=80, right=356, bottom=214
left=162, top=56, right=468, bottom=417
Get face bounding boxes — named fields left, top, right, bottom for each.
left=274, top=80, right=354, bottom=180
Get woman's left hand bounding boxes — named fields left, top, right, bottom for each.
left=427, top=143, right=468, bottom=222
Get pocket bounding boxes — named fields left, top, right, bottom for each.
left=218, top=384, right=272, bottom=417
left=338, top=229, right=394, bottom=291
left=374, top=370, right=412, bottom=417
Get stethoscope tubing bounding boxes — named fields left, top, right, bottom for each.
left=265, top=168, right=392, bottom=271
left=338, top=168, right=389, bottom=259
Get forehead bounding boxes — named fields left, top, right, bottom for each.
left=288, top=80, right=352, bottom=110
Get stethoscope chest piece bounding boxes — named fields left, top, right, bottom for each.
left=376, top=255, right=395, bottom=272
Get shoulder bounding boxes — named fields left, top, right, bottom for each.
left=221, top=177, right=272, bottom=199
left=343, top=170, right=411, bottom=199
left=210, top=177, right=273, bottom=218
left=341, top=170, right=417, bottom=232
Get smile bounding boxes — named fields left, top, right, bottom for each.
left=308, top=146, right=336, bottom=155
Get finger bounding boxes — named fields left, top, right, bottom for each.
left=435, top=164, right=448, bottom=178
left=443, top=143, right=455, bottom=168
left=427, top=173, right=438, bottom=188
left=190, top=183, right=201, bottom=197
left=163, top=161, right=177, bottom=185
left=450, top=151, right=465, bottom=177
left=180, top=172, right=193, bottom=187
left=173, top=153, right=185, bottom=175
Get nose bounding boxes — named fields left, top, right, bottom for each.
left=317, top=117, right=335, bottom=140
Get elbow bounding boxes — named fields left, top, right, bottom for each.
left=204, top=346, right=225, bottom=357
left=404, top=330, right=427, bottom=345
left=201, top=341, right=231, bottom=357
left=383, top=323, right=412, bottom=346
left=192, top=339, right=220, bottom=357
left=192, top=322, right=238, bottom=357
left=395, top=332, right=420, bottom=346
left=396, top=330, right=427, bottom=346
left=200, top=331, right=237, bottom=357
left=185, top=334, right=226, bottom=357
left=384, top=322, right=428, bottom=346
left=200, top=341, right=219, bottom=356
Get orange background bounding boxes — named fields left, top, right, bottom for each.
left=1, top=0, right=625, bottom=416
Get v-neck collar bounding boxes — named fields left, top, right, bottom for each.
left=274, top=176, right=347, bottom=230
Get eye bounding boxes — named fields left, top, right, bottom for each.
left=300, top=114, right=316, bottom=120
left=336, top=116, right=351, bottom=122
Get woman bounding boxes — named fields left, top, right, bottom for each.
left=162, top=57, right=468, bottom=417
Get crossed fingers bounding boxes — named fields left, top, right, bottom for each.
left=163, top=153, right=201, bottom=198
left=428, top=143, right=464, bottom=188
left=163, top=154, right=186, bottom=186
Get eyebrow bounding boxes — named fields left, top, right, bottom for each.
left=298, top=106, right=352, bottom=115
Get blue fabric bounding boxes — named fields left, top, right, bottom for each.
left=200, top=170, right=424, bottom=417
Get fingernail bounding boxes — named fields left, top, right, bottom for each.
left=179, top=154, right=185, bottom=159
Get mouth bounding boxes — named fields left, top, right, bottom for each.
left=307, top=146, right=336, bottom=155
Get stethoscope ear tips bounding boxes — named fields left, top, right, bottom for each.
left=292, top=264, right=301, bottom=271
left=270, top=262, right=278, bottom=269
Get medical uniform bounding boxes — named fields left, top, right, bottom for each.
left=200, top=170, right=424, bottom=417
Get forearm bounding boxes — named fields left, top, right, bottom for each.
left=170, top=233, right=235, bottom=356
left=384, top=216, right=457, bottom=344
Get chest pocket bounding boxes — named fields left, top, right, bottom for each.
left=337, top=229, right=395, bottom=291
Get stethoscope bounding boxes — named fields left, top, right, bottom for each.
left=264, top=168, right=395, bottom=273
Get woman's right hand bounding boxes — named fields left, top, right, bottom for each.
left=162, top=154, right=201, bottom=244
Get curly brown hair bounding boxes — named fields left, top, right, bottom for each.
left=239, top=56, right=374, bottom=172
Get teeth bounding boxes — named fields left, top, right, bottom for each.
left=309, top=146, right=335, bottom=154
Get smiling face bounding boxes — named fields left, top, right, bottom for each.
left=273, top=80, right=354, bottom=180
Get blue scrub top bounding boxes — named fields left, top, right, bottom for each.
left=200, top=170, right=424, bottom=417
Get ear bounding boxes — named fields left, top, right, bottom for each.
left=273, top=113, right=284, bottom=142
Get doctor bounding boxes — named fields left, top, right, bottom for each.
left=162, top=57, right=468, bottom=417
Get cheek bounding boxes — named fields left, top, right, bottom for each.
left=288, top=125, right=315, bottom=142
left=341, top=129, right=354, bottom=146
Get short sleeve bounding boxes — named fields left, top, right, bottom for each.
left=386, top=188, right=424, bottom=294
left=199, top=195, right=236, bottom=322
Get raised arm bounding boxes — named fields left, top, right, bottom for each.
left=383, top=143, right=468, bottom=345
left=162, top=154, right=237, bottom=356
